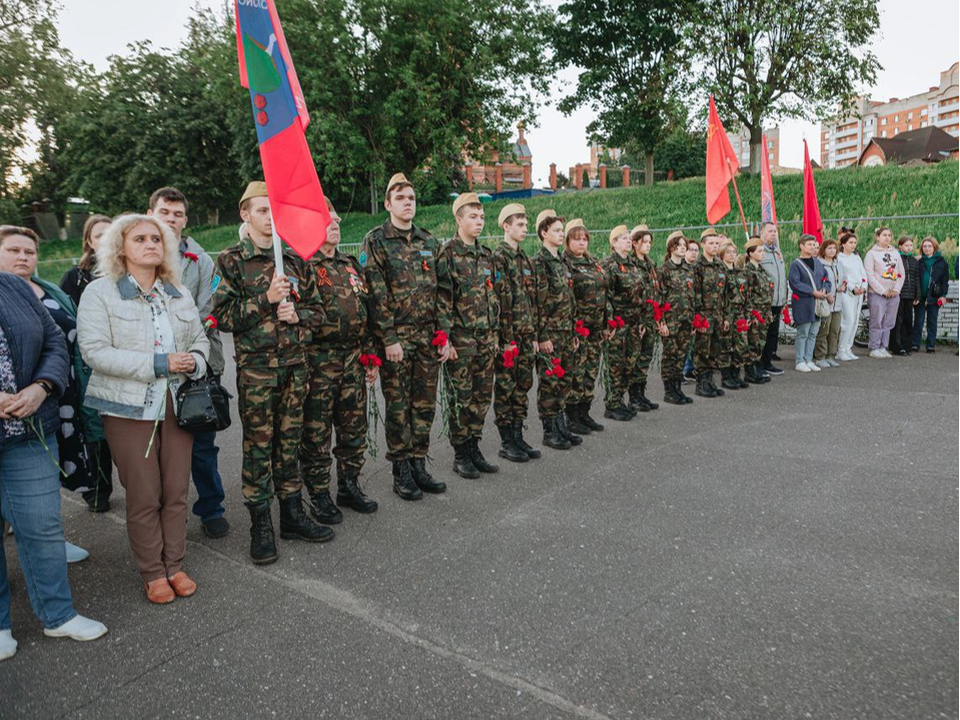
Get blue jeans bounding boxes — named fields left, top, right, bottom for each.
left=912, top=303, right=939, bottom=350
left=0, top=437, right=77, bottom=631
left=191, top=430, right=225, bottom=523
left=795, top=321, right=821, bottom=365
left=683, top=348, right=694, bottom=376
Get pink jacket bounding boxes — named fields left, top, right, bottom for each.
left=864, top=245, right=905, bottom=295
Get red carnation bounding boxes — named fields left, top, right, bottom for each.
left=432, top=330, right=448, bottom=347
left=751, top=309, right=765, bottom=325
left=937, top=298, right=945, bottom=307
left=183, top=251, right=199, bottom=263
left=545, top=369, right=554, bottom=377
left=782, top=306, right=792, bottom=325
left=735, top=318, right=750, bottom=334
left=791, top=293, right=800, bottom=301
left=553, top=366, right=565, bottom=378
left=615, top=316, right=625, bottom=328
left=203, top=314, right=218, bottom=330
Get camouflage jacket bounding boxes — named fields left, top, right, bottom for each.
left=359, top=220, right=445, bottom=346
left=744, top=262, right=774, bottom=323
left=212, top=235, right=323, bottom=368
left=723, top=263, right=749, bottom=322
left=658, top=258, right=696, bottom=329
left=436, top=234, right=500, bottom=355
left=602, top=252, right=643, bottom=325
left=533, top=247, right=576, bottom=344
left=635, top=254, right=661, bottom=331
left=492, top=241, right=536, bottom=341
left=308, top=249, right=373, bottom=350
left=564, top=250, right=607, bottom=332
left=694, top=256, right=728, bottom=320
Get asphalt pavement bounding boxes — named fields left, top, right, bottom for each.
left=1, top=338, right=957, bottom=719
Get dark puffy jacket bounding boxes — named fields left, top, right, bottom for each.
left=898, top=252, right=920, bottom=300
left=0, top=272, right=69, bottom=444
left=919, top=254, right=950, bottom=302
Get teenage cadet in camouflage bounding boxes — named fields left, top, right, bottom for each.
left=601, top=225, right=641, bottom=421
left=693, top=227, right=728, bottom=399
left=741, top=238, right=774, bottom=385
left=301, top=200, right=380, bottom=526
left=658, top=231, right=695, bottom=405
left=532, top=210, right=582, bottom=450
left=212, top=181, right=332, bottom=565
left=492, top=204, right=541, bottom=463
left=630, top=226, right=665, bottom=412
left=437, top=193, right=501, bottom=479
left=718, top=238, right=750, bottom=391
left=563, top=219, right=607, bottom=435
left=360, top=173, right=450, bottom=501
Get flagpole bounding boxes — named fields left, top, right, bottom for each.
left=726, top=158, right=749, bottom=241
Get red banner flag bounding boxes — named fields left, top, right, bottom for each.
left=235, top=0, right=329, bottom=261
left=760, top=133, right=777, bottom=225
left=705, top=95, right=739, bottom=224
left=802, top=139, right=823, bottom=243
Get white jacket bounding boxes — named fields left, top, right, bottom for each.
left=837, top=252, right=867, bottom=295
left=77, top=276, right=209, bottom=418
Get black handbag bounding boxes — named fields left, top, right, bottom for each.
left=175, top=376, right=232, bottom=433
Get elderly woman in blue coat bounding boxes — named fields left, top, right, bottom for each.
left=788, top=234, right=833, bottom=373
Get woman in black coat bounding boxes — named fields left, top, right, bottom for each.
left=913, top=237, right=951, bottom=352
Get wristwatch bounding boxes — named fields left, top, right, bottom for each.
left=34, top=379, right=55, bottom=397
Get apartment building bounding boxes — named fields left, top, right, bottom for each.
left=726, top=125, right=780, bottom=169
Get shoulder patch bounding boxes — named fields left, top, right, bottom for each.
left=359, top=251, right=368, bottom=268
left=212, top=274, right=221, bottom=292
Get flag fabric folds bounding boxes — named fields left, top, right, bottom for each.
left=235, top=0, right=329, bottom=260
left=705, top=95, right=740, bottom=225
left=760, top=133, right=777, bottom=225
left=802, top=140, right=823, bottom=243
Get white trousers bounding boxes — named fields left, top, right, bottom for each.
left=838, top=292, right=864, bottom=354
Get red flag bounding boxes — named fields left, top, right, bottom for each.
left=802, top=140, right=823, bottom=243
left=235, top=0, right=329, bottom=261
left=760, top=133, right=777, bottom=225
left=705, top=96, right=739, bottom=224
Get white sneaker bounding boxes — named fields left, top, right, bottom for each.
left=43, top=615, right=108, bottom=642
left=808, top=361, right=822, bottom=371
left=869, top=349, right=886, bottom=358
left=815, top=360, right=831, bottom=369
left=0, top=629, right=16, bottom=661
left=826, top=358, right=841, bottom=368
left=880, top=349, right=892, bottom=357
left=848, top=352, right=860, bottom=361
left=796, top=363, right=812, bottom=372
left=65, top=542, right=89, bottom=564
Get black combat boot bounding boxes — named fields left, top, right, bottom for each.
left=743, top=364, right=764, bottom=385
left=392, top=460, right=423, bottom=501
left=469, top=438, right=499, bottom=473
left=453, top=442, right=481, bottom=478
left=497, top=424, right=528, bottom=463
left=628, top=383, right=651, bottom=412
left=695, top=370, right=719, bottom=398
left=309, top=490, right=344, bottom=525
left=676, top=378, right=694, bottom=404
left=662, top=379, right=686, bottom=405
left=639, top=381, right=659, bottom=410
left=513, top=422, right=541, bottom=459
left=247, top=502, right=278, bottom=565
left=565, top=404, right=593, bottom=435
left=410, top=457, right=446, bottom=494
left=542, top=417, right=571, bottom=450
left=707, top=370, right=725, bottom=396
left=720, top=367, right=741, bottom=390
left=556, top=413, right=583, bottom=445
left=279, top=493, right=334, bottom=543
left=604, top=403, right=634, bottom=421
left=735, top=366, right=749, bottom=388
left=755, top=363, right=772, bottom=383
left=578, top=402, right=605, bottom=431
left=336, top=474, right=378, bottom=514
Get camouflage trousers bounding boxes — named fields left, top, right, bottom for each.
left=236, top=363, right=308, bottom=506
left=569, top=331, right=603, bottom=407
left=446, top=336, right=496, bottom=445
left=632, top=326, right=657, bottom=384
left=493, top=334, right=535, bottom=426
left=301, top=346, right=367, bottom=497
left=380, top=330, right=438, bottom=462
left=693, top=315, right=722, bottom=371
left=661, top=322, right=692, bottom=381
left=536, top=336, right=574, bottom=420
left=718, top=317, right=750, bottom=368
left=604, top=325, right=640, bottom=407
left=745, top=322, right=763, bottom=364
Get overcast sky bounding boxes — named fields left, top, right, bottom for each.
left=57, top=0, right=959, bottom=184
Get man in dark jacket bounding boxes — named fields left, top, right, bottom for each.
left=889, top=236, right=920, bottom=355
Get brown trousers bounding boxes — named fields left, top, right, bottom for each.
left=104, top=394, right=193, bottom=583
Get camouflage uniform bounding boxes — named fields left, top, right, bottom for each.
left=633, top=254, right=660, bottom=384
left=564, top=250, right=607, bottom=408
left=744, top=262, right=774, bottom=365
left=436, top=234, right=500, bottom=445
left=693, top=256, right=728, bottom=371
left=492, top=242, right=537, bottom=425
left=718, top=263, right=750, bottom=370
left=212, top=236, right=323, bottom=506
left=360, top=221, right=445, bottom=462
left=659, top=257, right=695, bottom=382
left=602, top=253, right=642, bottom=406
left=533, top=247, right=576, bottom=419
left=301, top=249, right=373, bottom=498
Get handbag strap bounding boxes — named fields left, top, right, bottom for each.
left=797, top=258, right=819, bottom=290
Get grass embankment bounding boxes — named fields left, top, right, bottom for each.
left=35, top=162, right=958, bottom=281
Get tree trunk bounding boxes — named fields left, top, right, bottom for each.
left=748, top=122, right=763, bottom=175
left=369, top=171, right=377, bottom=215
left=645, top=152, right=654, bottom=186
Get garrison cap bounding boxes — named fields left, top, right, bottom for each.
left=385, top=173, right=412, bottom=198
left=609, top=224, right=628, bottom=244
left=535, top=209, right=560, bottom=230
left=239, top=181, right=268, bottom=210
left=452, top=192, right=482, bottom=217
left=498, top=203, right=527, bottom=226
left=700, top=227, right=718, bottom=240
left=564, top=218, right=586, bottom=236
left=744, top=237, right=762, bottom=252
left=666, top=230, right=685, bottom=244
left=631, top=224, right=652, bottom=240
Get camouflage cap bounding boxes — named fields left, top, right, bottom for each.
left=535, top=209, right=560, bottom=230
left=564, top=218, right=586, bottom=237
left=609, top=224, right=628, bottom=244
left=452, top=192, right=482, bottom=217
left=700, top=227, right=718, bottom=240
left=239, top=181, right=268, bottom=210
left=497, top=203, right=526, bottom=227
left=385, top=173, right=412, bottom=198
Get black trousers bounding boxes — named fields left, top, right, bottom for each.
left=761, top=306, right=782, bottom=365
left=889, top=297, right=915, bottom=353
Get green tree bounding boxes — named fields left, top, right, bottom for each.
left=654, top=130, right=706, bottom=180
left=694, top=0, right=880, bottom=173
left=552, top=0, right=693, bottom=186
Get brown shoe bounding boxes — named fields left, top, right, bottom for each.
left=145, top=578, right=175, bottom=604
left=167, top=572, right=197, bottom=598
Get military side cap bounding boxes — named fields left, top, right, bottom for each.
left=744, top=237, right=762, bottom=252
left=609, top=224, right=628, bottom=244
left=631, top=224, right=652, bottom=240
left=498, top=203, right=526, bottom=226
left=452, top=192, right=482, bottom=217
left=565, top=218, right=586, bottom=236
left=666, top=230, right=685, bottom=243
left=700, top=227, right=718, bottom=240
left=385, top=172, right=411, bottom=197
left=239, top=181, right=268, bottom=209
left=536, top=209, right=559, bottom=229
